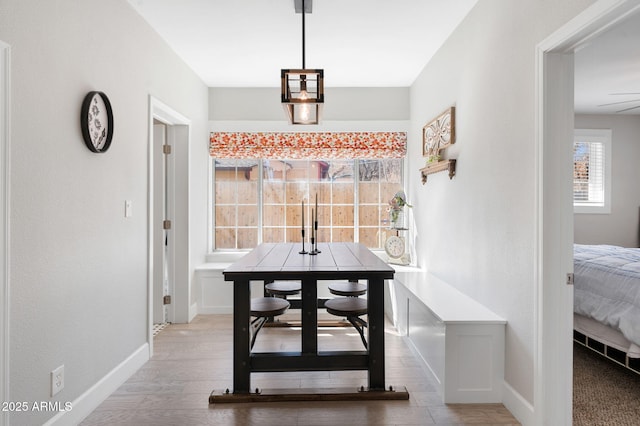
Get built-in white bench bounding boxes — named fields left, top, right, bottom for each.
left=386, top=270, right=506, bottom=403
left=195, top=263, right=235, bottom=314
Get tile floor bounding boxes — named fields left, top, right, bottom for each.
left=152, top=322, right=169, bottom=337
left=81, top=313, right=520, bottom=425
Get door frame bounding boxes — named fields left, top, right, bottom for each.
left=0, top=40, right=10, bottom=426
left=535, top=0, right=640, bottom=424
left=147, top=96, right=191, bottom=353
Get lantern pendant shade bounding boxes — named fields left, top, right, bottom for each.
left=281, top=68, right=324, bottom=125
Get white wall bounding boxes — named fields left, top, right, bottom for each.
left=209, top=87, right=410, bottom=122
left=0, top=40, right=10, bottom=426
left=408, top=0, right=594, bottom=408
left=0, top=1, right=209, bottom=424
left=574, top=114, right=640, bottom=247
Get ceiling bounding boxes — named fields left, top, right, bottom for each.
left=128, top=0, right=640, bottom=115
left=574, top=11, right=640, bottom=115
left=127, top=0, right=478, bottom=87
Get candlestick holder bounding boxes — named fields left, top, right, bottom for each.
left=309, top=206, right=318, bottom=255
left=299, top=199, right=308, bottom=254
left=299, top=229, right=308, bottom=254
left=309, top=235, right=317, bottom=255
left=310, top=220, right=321, bottom=254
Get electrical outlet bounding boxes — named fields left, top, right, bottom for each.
left=51, top=365, right=64, bottom=396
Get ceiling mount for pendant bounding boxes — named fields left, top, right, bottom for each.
left=281, top=0, right=324, bottom=125
left=294, top=0, right=312, bottom=14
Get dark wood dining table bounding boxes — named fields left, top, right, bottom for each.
left=210, top=242, right=408, bottom=402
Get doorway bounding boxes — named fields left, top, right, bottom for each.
left=153, top=121, right=173, bottom=327
left=536, top=1, right=640, bottom=424
left=147, top=96, right=191, bottom=354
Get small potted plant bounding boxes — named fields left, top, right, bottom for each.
left=427, top=154, right=441, bottom=164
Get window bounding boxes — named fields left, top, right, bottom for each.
left=213, top=158, right=404, bottom=250
left=573, top=129, right=611, bottom=214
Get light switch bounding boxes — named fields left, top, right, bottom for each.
left=125, top=200, right=132, bottom=218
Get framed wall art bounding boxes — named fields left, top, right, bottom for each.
left=420, top=106, right=457, bottom=184
left=422, top=106, right=455, bottom=159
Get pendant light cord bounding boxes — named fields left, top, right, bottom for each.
left=301, top=0, right=306, bottom=68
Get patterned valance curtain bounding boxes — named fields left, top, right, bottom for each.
left=210, top=132, right=406, bottom=159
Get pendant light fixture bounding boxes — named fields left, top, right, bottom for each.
left=281, top=0, right=324, bottom=125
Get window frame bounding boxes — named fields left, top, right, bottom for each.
left=573, top=128, right=611, bottom=214
left=209, top=157, right=405, bottom=253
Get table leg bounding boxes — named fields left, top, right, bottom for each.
left=367, top=278, right=385, bottom=390
left=233, top=279, right=250, bottom=394
left=301, top=277, right=318, bottom=354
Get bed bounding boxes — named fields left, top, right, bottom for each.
left=573, top=243, right=640, bottom=372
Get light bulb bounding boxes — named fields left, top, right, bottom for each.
left=298, top=76, right=311, bottom=122
left=299, top=104, right=310, bottom=122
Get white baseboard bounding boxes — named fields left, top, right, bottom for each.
left=502, top=380, right=535, bottom=426
left=189, top=302, right=199, bottom=322
left=43, top=343, right=149, bottom=426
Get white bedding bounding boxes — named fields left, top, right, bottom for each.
left=573, top=243, right=640, bottom=350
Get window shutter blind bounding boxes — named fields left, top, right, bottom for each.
left=573, top=140, right=605, bottom=206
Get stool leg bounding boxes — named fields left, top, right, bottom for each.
left=347, top=316, right=368, bottom=349
left=250, top=316, right=267, bottom=350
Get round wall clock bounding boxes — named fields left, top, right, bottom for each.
left=81, top=91, right=113, bottom=153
